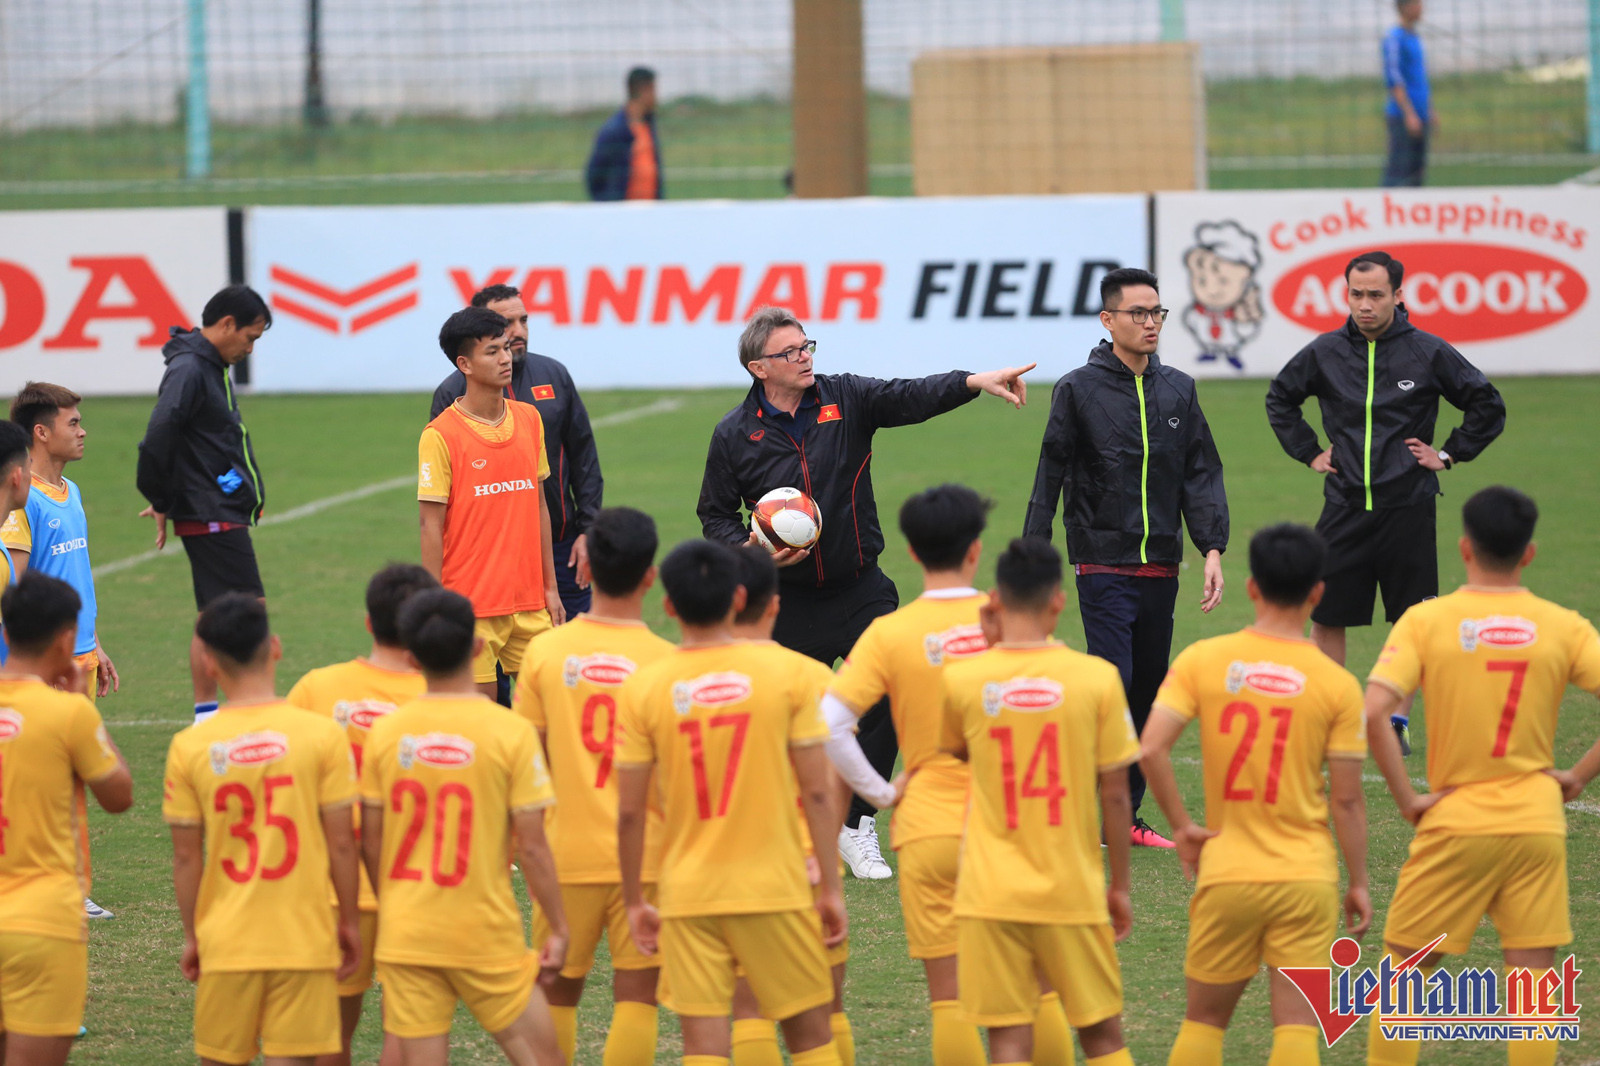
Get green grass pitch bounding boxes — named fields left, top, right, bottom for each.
left=60, top=376, right=1599, bottom=1063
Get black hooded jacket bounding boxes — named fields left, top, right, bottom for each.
left=1265, top=306, right=1505, bottom=511
left=136, top=328, right=265, bottom=525
left=698, top=371, right=975, bottom=589
left=1023, top=342, right=1229, bottom=567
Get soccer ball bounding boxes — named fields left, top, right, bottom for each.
left=752, top=487, right=822, bottom=551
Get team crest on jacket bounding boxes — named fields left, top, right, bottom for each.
left=1397, top=380, right=1416, bottom=391
left=672, top=672, right=752, bottom=715
left=563, top=653, right=637, bottom=688
left=333, top=699, right=395, bottom=730
left=1459, top=616, right=1538, bottom=652
left=1225, top=661, right=1306, bottom=697
left=982, top=677, right=1064, bottom=716
left=210, top=731, right=290, bottom=774
left=399, top=732, right=475, bottom=769
left=0, top=707, right=21, bottom=741
left=923, top=624, right=987, bottom=666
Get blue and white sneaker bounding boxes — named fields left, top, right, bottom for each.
left=84, top=897, right=114, bottom=920
left=1391, top=715, right=1412, bottom=757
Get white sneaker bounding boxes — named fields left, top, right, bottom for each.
left=837, top=816, right=892, bottom=880
left=84, top=897, right=114, bottom=920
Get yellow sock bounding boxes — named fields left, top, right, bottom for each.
left=602, top=1001, right=659, bottom=1066
left=1267, top=1024, right=1320, bottom=1066
left=1032, top=991, right=1072, bottom=1066
left=1168, top=1019, right=1225, bottom=1066
left=731, top=1017, right=784, bottom=1066
left=1367, top=1011, right=1421, bottom=1066
left=930, top=1000, right=986, bottom=1066
left=830, top=1012, right=855, bottom=1066
left=548, top=1004, right=577, bottom=1065
left=1506, top=1043, right=1558, bottom=1066
left=685, top=1058, right=731, bottom=1066
left=791, top=1043, right=842, bottom=1066
left=1086, top=1049, right=1134, bottom=1066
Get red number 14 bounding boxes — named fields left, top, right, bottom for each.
left=990, top=724, right=1066, bottom=830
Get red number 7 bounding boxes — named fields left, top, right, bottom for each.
left=1486, top=660, right=1529, bottom=759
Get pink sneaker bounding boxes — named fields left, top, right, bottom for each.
left=1130, top=817, right=1176, bottom=849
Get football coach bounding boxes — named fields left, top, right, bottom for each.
left=698, top=305, right=1034, bottom=880
left=1266, top=250, right=1505, bottom=753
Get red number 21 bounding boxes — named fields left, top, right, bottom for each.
left=1486, top=660, right=1529, bottom=758
left=1221, top=703, right=1292, bottom=804
left=679, top=713, right=751, bottom=820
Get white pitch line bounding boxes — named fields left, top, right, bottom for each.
left=91, top=397, right=684, bottom=580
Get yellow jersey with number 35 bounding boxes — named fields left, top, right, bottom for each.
left=1368, top=586, right=1600, bottom=838
left=360, top=694, right=554, bottom=968
left=942, top=643, right=1139, bottom=924
left=514, top=616, right=675, bottom=883
left=162, top=702, right=357, bottom=972
left=616, top=641, right=828, bottom=919
left=829, top=590, right=987, bottom=849
left=1154, top=629, right=1366, bottom=888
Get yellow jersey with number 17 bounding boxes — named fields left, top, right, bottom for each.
left=616, top=641, right=829, bottom=919
left=1369, top=585, right=1600, bottom=838
left=942, top=642, right=1139, bottom=925
left=1153, top=629, right=1366, bottom=889
left=828, top=590, right=987, bottom=849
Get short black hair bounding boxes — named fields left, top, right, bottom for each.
left=11, top=382, right=81, bottom=439
left=900, top=484, right=991, bottom=572
left=587, top=507, right=659, bottom=597
left=660, top=540, right=741, bottom=626
left=1, top=571, right=81, bottom=655
left=1463, top=486, right=1538, bottom=571
left=398, top=588, right=478, bottom=675
left=0, top=419, right=31, bottom=477
left=438, top=307, right=509, bottom=365
left=1248, top=523, right=1326, bottom=607
left=1345, top=251, right=1404, bottom=291
left=201, top=285, right=272, bottom=329
left=1101, top=267, right=1159, bottom=310
left=470, top=284, right=521, bottom=309
left=732, top=544, right=778, bottom=625
left=627, top=66, right=656, bottom=99
left=995, top=537, right=1062, bottom=610
left=366, top=564, right=439, bottom=647
left=196, top=593, right=272, bottom=669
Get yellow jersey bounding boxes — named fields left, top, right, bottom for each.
left=513, top=616, right=675, bottom=883
left=942, top=643, right=1139, bottom=924
left=0, top=678, right=121, bottom=943
left=1154, top=629, right=1367, bottom=888
left=287, top=658, right=427, bottom=911
left=1369, top=585, right=1600, bottom=838
left=616, top=641, right=829, bottom=918
left=829, top=590, right=987, bottom=849
left=360, top=694, right=554, bottom=968
left=162, top=702, right=357, bottom=972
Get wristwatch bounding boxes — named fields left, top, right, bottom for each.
left=1438, top=450, right=1453, bottom=470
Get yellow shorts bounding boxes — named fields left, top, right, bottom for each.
left=473, top=611, right=552, bottom=683
left=75, top=653, right=98, bottom=704
left=660, top=910, right=833, bottom=1020
left=194, top=969, right=340, bottom=1064
left=1385, top=833, right=1570, bottom=953
left=377, top=955, right=535, bottom=1038
left=336, top=910, right=379, bottom=997
left=1184, top=881, right=1339, bottom=984
left=0, top=934, right=86, bottom=1037
left=958, top=919, right=1122, bottom=1028
left=533, top=884, right=658, bottom=980
left=898, top=836, right=960, bottom=959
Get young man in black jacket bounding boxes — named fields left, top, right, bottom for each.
left=136, top=284, right=271, bottom=724
left=1266, top=250, right=1505, bottom=753
left=1024, top=267, right=1229, bottom=848
left=698, top=305, right=1033, bottom=880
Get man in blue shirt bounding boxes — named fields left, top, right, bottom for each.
left=1382, top=0, right=1433, bottom=186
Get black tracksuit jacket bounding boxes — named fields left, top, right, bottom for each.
left=698, top=371, right=975, bottom=589
left=1023, top=342, right=1229, bottom=567
left=136, top=328, right=265, bottom=525
left=1265, top=307, right=1505, bottom=512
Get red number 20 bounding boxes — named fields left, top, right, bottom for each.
left=389, top=781, right=475, bottom=886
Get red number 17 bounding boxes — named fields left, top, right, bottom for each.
left=679, top=713, right=751, bottom=820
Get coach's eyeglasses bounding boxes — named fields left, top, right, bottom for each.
left=1106, top=307, right=1170, bottom=324
left=760, top=339, right=817, bottom=363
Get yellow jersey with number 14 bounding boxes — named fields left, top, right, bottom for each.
left=1369, top=585, right=1600, bottom=838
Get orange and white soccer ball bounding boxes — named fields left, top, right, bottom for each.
left=752, top=487, right=822, bottom=551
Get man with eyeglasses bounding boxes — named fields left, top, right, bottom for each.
left=698, top=305, right=1034, bottom=881
left=1024, top=267, right=1229, bottom=850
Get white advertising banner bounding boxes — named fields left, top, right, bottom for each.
left=1154, top=187, right=1600, bottom=378
left=0, top=208, right=231, bottom=395
left=245, top=196, right=1148, bottom=392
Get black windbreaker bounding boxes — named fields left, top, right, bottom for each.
left=1023, top=342, right=1228, bottom=567
left=135, top=328, right=265, bottom=525
left=698, top=371, right=975, bottom=589
left=431, top=352, right=603, bottom=542
left=1265, top=307, right=1505, bottom=511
